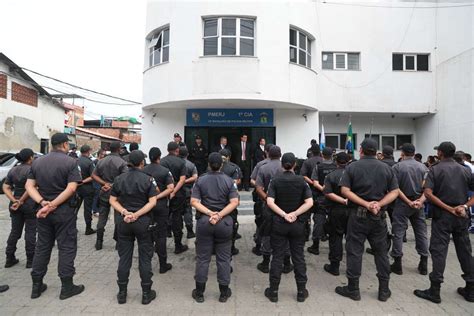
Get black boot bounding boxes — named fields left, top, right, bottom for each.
left=252, top=244, right=262, bottom=256
left=282, top=256, right=294, bottom=274
left=257, top=255, right=270, bottom=273
left=390, top=257, right=403, bottom=275
left=378, top=278, right=391, bottom=302
left=457, top=282, right=474, bottom=302
left=335, top=278, right=361, bottom=301
left=4, top=255, right=19, bottom=268
left=231, top=245, right=240, bottom=256
left=0, top=285, right=9, bottom=293
left=116, top=280, right=128, bottom=304
left=307, top=240, right=320, bottom=255
left=186, top=225, right=195, bottom=239
left=59, top=277, right=85, bottom=300
left=414, top=281, right=441, bottom=304
left=297, top=282, right=309, bottom=302
left=31, top=277, right=47, bottom=299
left=26, top=255, right=33, bottom=269
left=323, top=261, right=340, bottom=276
left=167, top=225, right=172, bottom=238
left=141, top=282, right=156, bottom=305
left=264, top=282, right=279, bottom=303
left=85, top=224, right=96, bottom=235
left=174, top=237, right=188, bottom=254
left=95, top=231, right=104, bottom=250
left=159, top=256, right=172, bottom=274
left=218, top=284, right=232, bottom=303
left=192, top=282, right=206, bottom=303
left=418, top=256, right=428, bottom=275
left=366, top=248, right=375, bottom=255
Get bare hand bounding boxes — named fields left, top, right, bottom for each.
left=36, top=202, right=56, bottom=218
left=367, top=201, right=381, bottom=215
left=454, top=206, right=468, bottom=218
left=284, top=213, right=296, bottom=223
left=10, top=200, right=21, bottom=211
left=209, top=213, right=221, bottom=225
left=102, top=183, right=111, bottom=192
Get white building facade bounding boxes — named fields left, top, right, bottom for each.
left=142, top=0, right=473, bottom=159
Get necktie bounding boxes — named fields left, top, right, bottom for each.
left=242, top=142, right=246, bottom=161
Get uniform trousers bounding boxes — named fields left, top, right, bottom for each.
left=76, top=184, right=94, bottom=226
left=327, top=206, right=349, bottom=263
left=6, top=200, right=37, bottom=259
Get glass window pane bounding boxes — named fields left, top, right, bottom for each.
left=298, top=49, right=306, bottom=66
left=149, top=50, right=153, bottom=67
left=392, top=53, right=403, bottom=70
left=290, top=47, right=297, bottom=63
left=240, top=38, right=254, bottom=56
left=417, top=54, right=429, bottom=71
left=365, top=134, right=380, bottom=150
left=204, top=38, right=218, bottom=55
left=396, top=135, right=412, bottom=148
left=322, top=52, right=333, bottom=69
left=163, top=46, right=169, bottom=62
left=163, top=29, right=170, bottom=45
left=221, top=37, right=236, bottom=55
left=326, top=136, right=339, bottom=149
left=299, top=32, right=306, bottom=49
left=240, top=19, right=254, bottom=37
left=222, top=18, right=236, bottom=36
left=307, top=38, right=311, bottom=54
left=204, top=19, right=218, bottom=37
left=405, top=55, right=415, bottom=70
left=153, top=48, right=161, bottom=65
left=348, top=53, right=359, bottom=70
left=381, top=136, right=395, bottom=149
left=289, top=29, right=297, bottom=46
left=335, top=54, right=346, bottom=69
left=307, top=54, right=311, bottom=68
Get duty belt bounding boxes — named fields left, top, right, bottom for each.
left=354, top=206, right=386, bottom=220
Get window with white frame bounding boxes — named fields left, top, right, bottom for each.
left=364, top=134, right=413, bottom=150
left=203, top=17, right=255, bottom=56
left=322, top=52, right=360, bottom=70
left=148, top=27, right=170, bottom=67
left=392, top=53, right=429, bottom=71
left=319, top=133, right=358, bottom=150
left=289, top=28, right=312, bottom=68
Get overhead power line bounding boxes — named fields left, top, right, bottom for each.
left=320, top=1, right=474, bottom=9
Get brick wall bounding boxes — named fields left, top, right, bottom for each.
left=12, top=82, right=38, bottom=107
left=0, top=74, right=6, bottom=99
left=82, top=127, right=121, bottom=139
left=76, top=135, right=101, bottom=153
left=122, top=133, right=141, bottom=144
left=112, top=121, right=130, bottom=128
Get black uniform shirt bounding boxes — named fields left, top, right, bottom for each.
left=191, top=171, right=238, bottom=212
left=311, top=160, right=337, bottom=184
left=28, top=151, right=82, bottom=201
left=424, top=158, right=474, bottom=206
left=340, top=156, right=398, bottom=203
left=78, top=155, right=95, bottom=186
left=251, top=158, right=269, bottom=181
left=381, top=158, right=396, bottom=167
left=256, top=159, right=282, bottom=192
left=221, top=161, right=242, bottom=181
left=6, top=163, right=31, bottom=197
left=190, top=143, right=208, bottom=161
left=323, top=167, right=346, bottom=208
left=161, top=155, right=186, bottom=184
left=393, top=157, right=428, bottom=200
left=267, top=171, right=312, bottom=214
left=111, top=168, right=158, bottom=212
left=94, top=153, right=128, bottom=183
left=300, top=156, right=323, bottom=178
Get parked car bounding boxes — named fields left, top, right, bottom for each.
left=0, top=152, right=43, bottom=194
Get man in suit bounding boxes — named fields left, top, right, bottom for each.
left=213, top=136, right=232, bottom=156
left=235, top=134, right=251, bottom=191
left=253, top=138, right=266, bottom=166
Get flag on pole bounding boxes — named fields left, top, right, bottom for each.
left=320, top=123, right=326, bottom=150
left=346, top=121, right=354, bottom=153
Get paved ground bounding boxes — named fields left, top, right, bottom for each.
left=0, top=194, right=473, bottom=315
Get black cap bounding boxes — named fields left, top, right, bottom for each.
left=281, top=152, right=296, bottom=166
left=400, top=143, right=415, bottom=154
left=219, top=149, right=231, bottom=158
left=129, top=142, right=139, bottom=151
left=149, top=147, right=161, bottom=161
left=435, top=141, right=456, bottom=157
left=195, top=135, right=201, bottom=140
left=335, top=152, right=350, bottom=164
left=179, top=146, right=189, bottom=158
left=382, top=145, right=394, bottom=157
left=310, top=139, right=317, bottom=145
left=361, top=138, right=378, bottom=154
left=80, top=145, right=91, bottom=153
left=110, top=141, right=121, bottom=152
left=129, top=150, right=145, bottom=166
left=51, top=133, right=69, bottom=146
left=264, top=143, right=274, bottom=152
left=167, top=141, right=179, bottom=151
left=208, top=152, right=223, bottom=165
left=322, top=147, right=333, bottom=157
left=268, top=145, right=282, bottom=159
left=15, top=148, right=34, bottom=163
left=174, top=133, right=181, bottom=138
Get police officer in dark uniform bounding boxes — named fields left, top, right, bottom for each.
left=390, top=143, right=429, bottom=276
left=322, top=152, right=350, bottom=276
left=219, top=149, right=242, bottom=255
left=264, top=153, right=313, bottom=303
left=109, top=150, right=158, bottom=304
left=310, top=147, right=337, bottom=254
left=414, top=141, right=474, bottom=303
left=3, top=148, right=36, bottom=268
left=92, top=141, right=128, bottom=250
left=174, top=133, right=186, bottom=147
left=300, top=145, right=323, bottom=254
left=76, top=145, right=96, bottom=235
left=190, top=135, right=208, bottom=175
left=144, top=147, right=175, bottom=274
left=180, top=146, right=198, bottom=239
left=161, top=142, right=188, bottom=254
left=121, top=142, right=139, bottom=163
left=190, top=152, right=239, bottom=303
left=25, top=133, right=85, bottom=300
left=336, top=138, right=399, bottom=302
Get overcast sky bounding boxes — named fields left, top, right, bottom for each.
left=0, top=0, right=147, bottom=120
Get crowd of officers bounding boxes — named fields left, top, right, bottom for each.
left=1, top=132, right=473, bottom=306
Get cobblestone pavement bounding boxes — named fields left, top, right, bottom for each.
left=0, top=195, right=472, bottom=315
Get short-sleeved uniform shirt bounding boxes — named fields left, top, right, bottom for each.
left=183, top=159, right=198, bottom=192
left=191, top=171, right=238, bottom=214
left=255, top=159, right=282, bottom=192
left=300, top=156, right=323, bottom=179
left=94, top=153, right=128, bottom=183
left=340, top=156, right=398, bottom=205
left=6, top=163, right=32, bottom=198
left=78, top=155, right=95, bottom=186
left=267, top=171, right=312, bottom=216
left=221, top=161, right=242, bottom=181
left=323, top=167, right=347, bottom=208
left=161, top=154, right=186, bottom=197
left=143, top=163, right=174, bottom=210
left=251, top=158, right=269, bottom=181
left=392, top=157, right=428, bottom=202
left=424, top=158, right=474, bottom=206
left=381, top=158, right=397, bottom=167
left=111, top=168, right=158, bottom=212
left=28, top=151, right=82, bottom=201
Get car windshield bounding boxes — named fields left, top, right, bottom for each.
left=0, top=153, right=14, bottom=165
left=1, top=156, right=17, bottom=167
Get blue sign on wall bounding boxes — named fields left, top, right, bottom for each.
left=186, top=109, right=274, bottom=127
